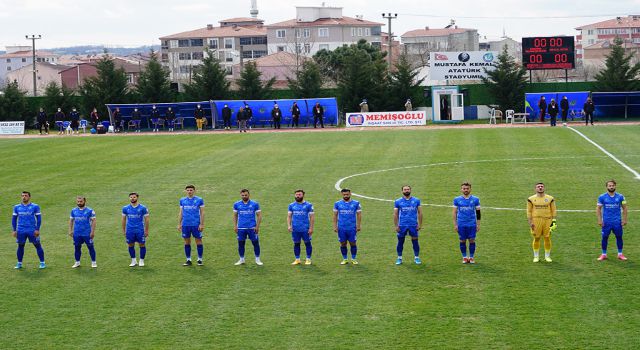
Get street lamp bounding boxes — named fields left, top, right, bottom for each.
left=25, top=35, right=42, bottom=97
left=382, top=13, right=397, bottom=67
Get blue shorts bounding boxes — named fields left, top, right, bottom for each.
left=397, top=226, right=419, bottom=238
left=73, top=235, right=94, bottom=246
left=16, top=231, right=40, bottom=244
left=458, top=226, right=477, bottom=240
left=337, top=229, right=357, bottom=243
left=602, top=224, right=623, bottom=237
left=237, top=228, right=259, bottom=242
left=126, top=231, right=146, bottom=244
left=182, top=226, right=203, bottom=239
left=292, top=231, right=311, bottom=243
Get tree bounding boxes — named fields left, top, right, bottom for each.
left=287, top=60, right=323, bottom=98
left=136, top=50, right=174, bottom=103
left=594, top=37, right=640, bottom=92
left=183, top=49, right=231, bottom=101
left=43, top=82, right=76, bottom=115
left=314, top=39, right=388, bottom=112
left=0, top=81, right=29, bottom=122
left=387, top=54, right=426, bottom=110
left=237, top=61, right=275, bottom=100
left=481, top=46, right=528, bottom=112
left=78, top=55, right=130, bottom=118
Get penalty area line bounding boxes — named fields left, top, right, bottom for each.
left=568, top=126, right=640, bottom=180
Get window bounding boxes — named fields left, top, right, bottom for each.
left=209, top=39, right=218, bottom=49
left=295, top=29, right=301, bottom=38
left=318, top=28, right=329, bottom=37
left=358, top=28, right=363, bottom=36
left=5, top=58, right=10, bottom=63
left=296, top=43, right=302, bottom=53
left=253, top=50, right=267, bottom=58
left=252, top=37, right=267, bottom=45
left=170, top=40, right=178, bottom=48
left=277, top=46, right=286, bottom=52
left=303, top=28, right=310, bottom=38
left=242, top=50, right=253, bottom=59
left=225, top=66, right=233, bottom=76
left=179, top=65, right=190, bottom=73
left=224, top=38, right=234, bottom=49
left=364, top=28, right=370, bottom=36
left=351, top=28, right=357, bottom=37
left=371, top=26, right=382, bottom=35
left=371, top=42, right=381, bottom=49
left=319, top=44, right=329, bottom=51
left=240, top=37, right=252, bottom=46
left=191, top=39, right=204, bottom=47
left=161, top=53, right=168, bottom=61
left=22, top=58, right=27, bottom=62
left=276, top=29, right=286, bottom=38
left=304, top=43, right=311, bottom=54
left=128, top=74, right=135, bottom=84
left=178, top=39, right=190, bottom=47
left=587, top=29, right=594, bottom=35
left=6, top=66, right=10, bottom=71
left=225, top=52, right=234, bottom=62
left=179, top=53, right=192, bottom=60
left=192, top=52, right=204, bottom=60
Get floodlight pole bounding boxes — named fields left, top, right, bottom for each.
left=26, top=34, right=42, bottom=96
left=382, top=13, right=397, bottom=67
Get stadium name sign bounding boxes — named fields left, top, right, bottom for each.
left=0, top=121, right=25, bottom=135
left=345, top=111, right=427, bottom=127
left=429, top=51, right=498, bottom=80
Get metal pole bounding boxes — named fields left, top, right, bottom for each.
left=382, top=13, right=397, bottom=66
left=25, top=35, right=41, bottom=96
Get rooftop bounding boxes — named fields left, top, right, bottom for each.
left=401, top=27, right=475, bottom=38
left=267, top=16, right=383, bottom=28
left=0, top=50, right=58, bottom=58
left=160, top=25, right=266, bottom=40
left=576, top=15, right=640, bottom=30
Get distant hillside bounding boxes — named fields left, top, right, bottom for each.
left=49, top=45, right=160, bottom=56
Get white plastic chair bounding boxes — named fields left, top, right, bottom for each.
left=489, top=108, right=496, bottom=124
left=79, top=119, right=88, bottom=133
left=505, top=110, right=515, bottom=124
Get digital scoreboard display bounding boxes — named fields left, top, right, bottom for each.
left=522, top=36, right=575, bottom=70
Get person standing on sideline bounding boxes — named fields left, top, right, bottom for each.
left=221, top=104, right=232, bottom=130
left=333, top=188, right=362, bottom=265
left=150, top=105, right=161, bottom=132
left=131, top=108, right=142, bottom=132
left=597, top=180, right=628, bottom=261
left=90, top=107, right=100, bottom=130
left=233, top=189, right=263, bottom=265
left=122, top=193, right=150, bottom=267
left=538, top=96, right=547, bottom=123
left=359, top=99, right=369, bottom=112
left=244, top=104, right=253, bottom=129
left=548, top=99, right=559, bottom=127
left=404, top=99, right=413, bottom=111
left=393, top=185, right=423, bottom=265
left=194, top=104, right=206, bottom=131
left=237, top=106, right=249, bottom=133
left=69, top=196, right=97, bottom=268
left=560, top=96, right=569, bottom=125
left=12, top=191, right=46, bottom=269
left=69, top=107, right=80, bottom=134
left=452, top=183, right=481, bottom=264
left=312, top=102, right=324, bottom=128
left=287, top=189, right=315, bottom=265
left=291, top=102, right=301, bottom=128
left=178, top=185, right=205, bottom=266
left=37, top=108, right=49, bottom=135
left=527, top=183, right=556, bottom=263
left=113, top=107, right=123, bottom=133
left=55, top=107, right=66, bottom=134
left=271, top=104, right=282, bottom=129
left=583, top=97, right=595, bottom=125
left=165, top=107, right=176, bottom=132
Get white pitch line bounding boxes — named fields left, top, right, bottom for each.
left=334, top=156, right=640, bottom=212
left=568, top=126, right=640, bottom=180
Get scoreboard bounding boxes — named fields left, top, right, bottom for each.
left=522, top=36, right=575, bottom=70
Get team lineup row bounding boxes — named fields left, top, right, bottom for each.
left=11, top=181, right=629, bottom=269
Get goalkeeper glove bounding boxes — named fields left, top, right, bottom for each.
left=550, top=219, right=557, bottom=231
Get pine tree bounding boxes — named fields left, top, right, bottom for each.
left=481, top=46, right=528, bottom=112
left=0, top=81, right=29, bottom=122
left=183, top=50, right=231, bottom=101
left=43, top=82, right=76, bottom=115
left=78, top=55, right=130, bottom=117
left=594, top=37, right=640, bottom=92
left=287, top=60, right=323, bottom=98
left=237, top=61, right=275, bottom=100
left=387, top=54, right=426, bottom=110
left=136, top=50, right=174, bottom=103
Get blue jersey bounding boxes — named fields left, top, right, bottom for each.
left=333, top=199, right=361, bottom=231
left=288, top=201, right=314, bottom=232
left=122, top=204, right=149, bottom=233
left=180, top=196, right=204, bottom=226
left=453, top=195, right=481, bottom=227
left=13, top=203, right=41, bottom=232
left=234, top=200, right=261, bottom=229
left=395, top=197, right=421, bottom=227
left=70, top=207, right=96, bottom=236
left=598, top=192, right=626, bottom=225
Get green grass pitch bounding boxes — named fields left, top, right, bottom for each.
left=1, top=125, right=639, bottom=349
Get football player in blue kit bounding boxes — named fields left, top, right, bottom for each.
left=178, top=185, right=205, bottom=266
left=333, top=188, right=362, bottom=265
left=69, top=196, right=97, bottom=268
left=233, top=189, right=263, bottom=266
left=122, top=193, right=150, bottom=267
left=12, top=191, right=46, bottom=269
left=288, top=189, right=315, bottom=265
left=393, top=185, right=423, bottom=265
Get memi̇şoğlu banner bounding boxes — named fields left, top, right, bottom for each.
left=345, top=111, right=427, bottom=127
left=0, top=121, right=25, bottom=135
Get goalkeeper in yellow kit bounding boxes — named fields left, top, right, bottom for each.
left=527, top=182, right=557, bottom=263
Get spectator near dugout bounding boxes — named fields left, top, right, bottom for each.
left=150, top=105, right=161, bottom=132
left=312, top=102, right=324, bottom=128
left=560, top=96, right=569, bottom=124
left=547, top=99, right=559, bottom=127
left=55, top=107, right=66, bottom=135
left=359, top=99, right=369, bottom=112
left=221, top=104, right=232, bottom=130
left=538, top=96, right=547, bottom=123
left=583, top=98, right=595, bottom=125
left=37, top=108, right=49, bottom=135
left=113, top=107, right=123, bottom=133
left=291, top=102, right=301, bottom=128
left=69, top=108, right=80, bottom=134
left=194, top=104, right=206, bottom=131
left=165, top=107, right=176, bottom=132
left=271, top=104, right=282, bottom=129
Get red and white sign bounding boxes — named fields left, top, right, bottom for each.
left=345, top=111, right=427, bottom=127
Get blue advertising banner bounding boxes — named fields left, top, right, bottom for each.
left=525, top=92, right=589, bottom=121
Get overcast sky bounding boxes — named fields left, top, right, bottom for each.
left=1, top=0, right=639, bottom=49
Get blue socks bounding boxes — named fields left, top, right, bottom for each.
left=196, top=244, right=203, bottom=260
left=185, top=244, right=192, bottom=260
left=459, top=242, right=467, bottom=257
left=411, top=239, right=420, bottom=256
left=128, top=246, right=136, bottom=258
left=340, top=245, right=348, bottom=259
left=88, top=244, right=96, bottom=261
left=238, top=240, right=246, bottom=258
left=251, top=239, right=261, bottom=257
left=350, top=245, right=357, bottom=259
left=34, top=243, right=45, bottom=263
left=601, top=233, right=609, bottom=254
left=75, top=245, right=82, bottom=261
left=469, top=242, right=476, bottom=257
left=294, top=243, right=301, bottom=259
left=396, top=236, right=406, bottom=256
left=305, top=241, right=312, bottom=259
left=17, top=244, right=25, bottom=262
left=140, top=246, right=147, bottom=259
left=615, top=234, right=624, bottom=254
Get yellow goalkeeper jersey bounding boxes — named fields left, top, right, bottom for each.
left=527, top=194, right=556, bottom=219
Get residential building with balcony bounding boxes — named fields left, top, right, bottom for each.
left=0, top=45, right=59, bottom=88
left=576, top=15, right=640, bottom=62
